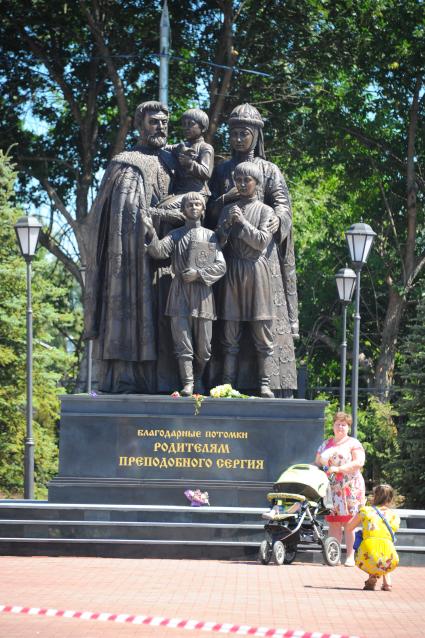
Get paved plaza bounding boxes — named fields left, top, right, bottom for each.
left=0, top=555, right=423, bottom=638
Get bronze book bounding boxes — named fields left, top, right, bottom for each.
left=187, top=240, right=216, bottom=270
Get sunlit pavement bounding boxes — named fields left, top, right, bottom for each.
left=0, top=555, right=424, bottom=638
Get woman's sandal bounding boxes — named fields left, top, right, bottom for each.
left=363, top=576, right=378, bottom=590
left=381, top=583, right=392, bottom=591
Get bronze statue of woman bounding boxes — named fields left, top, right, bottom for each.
left=207, top=103, right=298, bottom=397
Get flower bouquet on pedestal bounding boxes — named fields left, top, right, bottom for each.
left=184, top=489, right=210, bottom=507
left=209, top=383, right=250, bottom=398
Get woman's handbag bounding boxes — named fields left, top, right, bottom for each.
left=353, top=529, right=363, bottom=552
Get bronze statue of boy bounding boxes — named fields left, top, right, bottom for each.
left=145, top=192, right=226, bottom=396
left=215, top=162, right=276, bottom=398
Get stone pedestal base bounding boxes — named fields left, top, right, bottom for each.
left=48, top=395, right=326, bottom=507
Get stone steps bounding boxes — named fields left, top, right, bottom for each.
left=0, top=520, right=263, bottom=543
left=1, top=501, right=424, bottom=565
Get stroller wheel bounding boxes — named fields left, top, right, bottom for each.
left=323, top=536, right=341, bottom=566
left=258, top=539, right=272, bottom=565
left=272, top=541, right=285, bottom=565
left=283, top=545, right=297, bottom=565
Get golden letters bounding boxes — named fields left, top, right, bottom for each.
left=119, top=427, right=264, bottom=472
left=119, top=456, right=264, bottom=470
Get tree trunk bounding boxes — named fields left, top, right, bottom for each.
left=205, top=0, right=235, bottom=144
left=374, top=77, right=422, bottom=399
left=375, top=286, right=406, bottom=399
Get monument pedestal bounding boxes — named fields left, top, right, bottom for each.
left=48, top=395, right=326, bottom=507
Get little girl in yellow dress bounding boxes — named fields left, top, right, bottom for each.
left=346, top=484, right=400, bottom=591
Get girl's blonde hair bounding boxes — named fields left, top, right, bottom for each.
left=372, top=484, right=394, bottom=507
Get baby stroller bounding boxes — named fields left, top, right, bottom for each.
left=258, top=463, right=341, bottom=566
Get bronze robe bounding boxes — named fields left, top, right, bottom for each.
left=84, top=145, right=179, bottom=392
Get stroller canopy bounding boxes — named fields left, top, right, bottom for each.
left=273, top=464, right=329, bottom=503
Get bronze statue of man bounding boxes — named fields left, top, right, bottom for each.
left=84, top=100, right=182, bottom=393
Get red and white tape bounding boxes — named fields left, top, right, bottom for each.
left=0, top=603, right=361, bottom=638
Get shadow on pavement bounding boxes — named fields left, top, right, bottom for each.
left=304, top=585, right=363, bottom=591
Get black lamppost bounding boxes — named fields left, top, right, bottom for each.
left=345, top=222, right=376, bottom=437
left=79, top=265, right=92, bottom=394
left=14, top=215, right=42, bottom=499
left=335, top=267, right=356, bottom=411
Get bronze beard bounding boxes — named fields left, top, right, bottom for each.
left=147, top=132, right=167, bottom=148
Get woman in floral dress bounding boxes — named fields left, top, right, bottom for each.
left=346, top=484, right=400, bottom=590
left=315, top=411, right=366, bottom=566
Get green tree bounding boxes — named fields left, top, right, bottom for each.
left=396, top=295, right=425, bottom=507
left=0, top=0, right=208, bottom=280
left=0, top=151, right=77, bottom=498
left=219, top=0, right=425, bottom=397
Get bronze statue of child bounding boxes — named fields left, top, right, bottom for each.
left=145, top=192, right=226, bottom=396
left=160, top=108, right=214, bottom=209
left=215, top=161, right=276, bottom=398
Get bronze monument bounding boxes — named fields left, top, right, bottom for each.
left=84, top=101, right=298, bottom=397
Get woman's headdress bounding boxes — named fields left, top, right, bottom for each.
left=228, top=103, right=264, bottom=129
left=228, top=103, right=266, bottom=159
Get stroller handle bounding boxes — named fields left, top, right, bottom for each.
left=266, top=492, right=306, bottom=502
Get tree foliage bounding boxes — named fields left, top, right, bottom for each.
left=0, top=0, right=206, bottom=277
left=217, top=0, right=425, bottom=397
left=0, top=151, right=77, bottom=497
left=396, top=295, right=425, bottom=507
